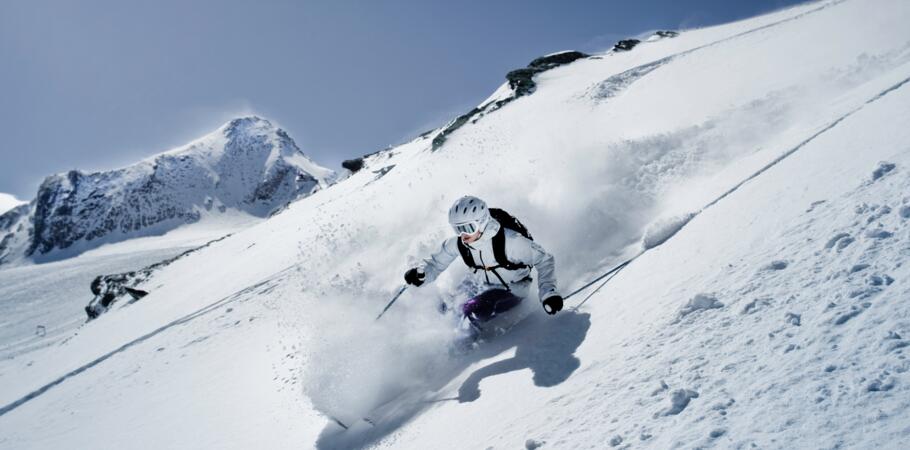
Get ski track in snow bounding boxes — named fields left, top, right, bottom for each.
left=586, top=0, right=846, bottom=102
left=0, top=264, right=298, bottom=417
left=495, top=100, right=910, bottom=450
left=2, top=0, right=910, bottom=448
left=583, top=163, right=910, bottom=449
left=373, top=31, right=910, bottom=447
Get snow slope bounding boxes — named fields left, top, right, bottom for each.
left=0, top=194, right=24, bottom=216
left=0, top=214, right=258, bottom=360
left=2, top=0, right=910, bottom=449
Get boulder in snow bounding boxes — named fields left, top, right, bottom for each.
left=613, top=39, right=641, bottom=51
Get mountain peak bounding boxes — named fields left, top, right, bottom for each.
left=222, top=115, right=276, bottom=136
left=0, top=193, right=26, bottom=215
left=0, top=118, right=335, bottom=265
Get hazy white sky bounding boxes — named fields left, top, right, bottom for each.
left=0, top=0, right=805, bottom=199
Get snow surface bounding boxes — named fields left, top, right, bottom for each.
left=3, top=0, right=910, bottom=449
left=0, top=215, right=258, bottom=360
left=0, top=194, right=24, bottom=216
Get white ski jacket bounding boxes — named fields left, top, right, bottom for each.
left=418, top=219, right=560, bottom=302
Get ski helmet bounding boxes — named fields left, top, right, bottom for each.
left=448, top=196, right=491, bottom=236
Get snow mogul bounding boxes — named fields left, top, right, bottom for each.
left=404, top=196, right=563, bottom=341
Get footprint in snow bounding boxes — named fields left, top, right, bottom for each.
left=762, top=260, right=788, bottom=271
left=711, top=398, right=735, bottom=416
left=865, top=205, right=892, bottom=224
left=742, top=297, right=772, bottom=315
left=833, top=303, right=870, bottom=325
left=870, top=161, right=896, bottom=181
left=849, top=286, right=882, bottom=300
left=651, top=380, right=669, bottom=396
left=868, top=274, right=895, bottom=286
left=883, top=331, right=908, bottom=353
left=865, top=228, right=894, bottom=239
left=824, top=233, right=855, bottom=250
left=709, top=429, right=727, bottom=439
left=806, top=200, right=826, bottom=213
left=867, top=377, right=896, bottom=392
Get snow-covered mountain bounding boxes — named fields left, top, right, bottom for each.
left=2, top=0, right=910, bottom=449
left=0, top=116, right=334, bottom=266
left=0, top=194, right=25, bottom=216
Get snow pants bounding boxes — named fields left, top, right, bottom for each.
left=461, top=288, right=523, bottom=323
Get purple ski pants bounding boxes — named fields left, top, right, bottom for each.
left=461, top=288, right=523, bottom=323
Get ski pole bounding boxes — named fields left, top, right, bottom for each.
left=563, top=255, right=638, bottom=301
left=375, top=285, right=408, bottom=321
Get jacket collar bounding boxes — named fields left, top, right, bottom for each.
left=479, top=218, right=500, bottom=242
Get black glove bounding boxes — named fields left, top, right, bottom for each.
left=542, top=295, right=563, bottom=315
left=404, top=268, right=426, bottom=287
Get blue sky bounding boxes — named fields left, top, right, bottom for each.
left=0, top=0, right=806, bottom=199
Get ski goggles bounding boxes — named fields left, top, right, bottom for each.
left=453, top=221, right=481, bottom=236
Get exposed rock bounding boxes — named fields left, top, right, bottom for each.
left=529, top=51, right=590, bottom=69
left=506, top=69, right=539, bottom=97
left=613, top=39, right=641, bottom=52
left=0, top=204, right=31, bottom=264
left=432, top=51, right=589, bottom=151
left=342, top=158, right=365, bottom=173
left=432, top=107, right=485, bottom=150
left=84, top=233, right=233, bottom=319
left=2, top=116, right=334, bottom=265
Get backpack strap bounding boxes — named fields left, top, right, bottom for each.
left=457, top=227, right=529, bottom=276
left=492, top=228, right=529, bottom=271
left=456, top=238, right=480, bottom=270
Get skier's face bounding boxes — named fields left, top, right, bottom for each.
left=460, top=230, right=482, bottom=244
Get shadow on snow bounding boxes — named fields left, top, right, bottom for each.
left=315, top=310, right=591, bottom=449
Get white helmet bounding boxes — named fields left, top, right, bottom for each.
left=448, top=195, right=491, bottom=236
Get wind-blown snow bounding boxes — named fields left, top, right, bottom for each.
left=2, top=0, right=910, bottom=449
left=641, top=212, right=696, bottom=250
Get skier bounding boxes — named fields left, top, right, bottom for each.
left=404, top=196, right=563, bottom=339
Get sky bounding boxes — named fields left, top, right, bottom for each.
left=0, top=0, right=807, bottom=199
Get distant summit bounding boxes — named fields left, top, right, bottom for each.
left=0, top=116, right=334, bottom=265
left=0, top=193, right=25, bottom=216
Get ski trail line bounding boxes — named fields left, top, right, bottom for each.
left=588, top=0, right=846, bottom=101
left=700, top=74, right=910, bottom=212
left=570, top=73, right=910, bottom=305
left=0, top=264, right=300, bottom=418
